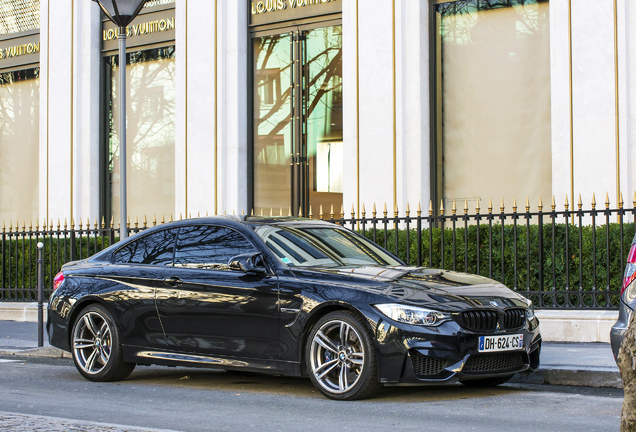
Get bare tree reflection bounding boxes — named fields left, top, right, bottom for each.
left=108, top=47, right=176, bottom=223
left=113, top=228, right=178, bottom=265
left=438, top=0, right=548, bottom=44
left=253, top=27, right=343, bottom=212
left=174, top=226, right=259, bottom=269
left=254, top=30, right=341, bottom=147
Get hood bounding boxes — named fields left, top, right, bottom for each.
left=293, top=265, right=528, bottom=311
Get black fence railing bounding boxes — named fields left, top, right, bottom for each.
left=0, top=219, right=147, bottom=302
left=1, top=198, right=634, bottom=309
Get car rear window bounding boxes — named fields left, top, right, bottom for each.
left=113, top=228, right=178, bottom=265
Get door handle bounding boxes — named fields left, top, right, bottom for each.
left=162, top=276, right=183, bottom=287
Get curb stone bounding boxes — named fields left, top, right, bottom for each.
left=512, top=367, right=623, bottom=389
left=0, top=346, right=71, bottom=359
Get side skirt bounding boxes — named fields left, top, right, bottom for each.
left=122, top=345, right=303, bottom=376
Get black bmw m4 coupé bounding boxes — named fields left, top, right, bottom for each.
left=48, top=216, right=541, bottom=400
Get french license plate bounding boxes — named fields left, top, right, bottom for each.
left=478, top=334, right=524, bottom=352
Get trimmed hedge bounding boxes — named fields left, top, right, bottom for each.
left=359, top=222, right=633, bottom=308
left=0, top=235, right=115, bottom=300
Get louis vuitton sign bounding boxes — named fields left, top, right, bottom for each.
left=250, top=0, right=340, bottom=27
left=0, top=33, right=39, bottom=70
left=102, top=8, right=174, bottom=53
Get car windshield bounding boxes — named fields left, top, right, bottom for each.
left=253, top=225, right=402, bottom=268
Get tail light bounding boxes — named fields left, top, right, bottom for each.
left=622, top=243, right=636, bottom=294
left=53, top=271, right=64, bottom=290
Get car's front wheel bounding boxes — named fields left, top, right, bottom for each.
left=71, top=304, right=135, bottom=382
left=306, top=311, right=380, bottom=400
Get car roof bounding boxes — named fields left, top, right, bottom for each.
left=138, top=215, right=337, bottom=227
left=86, top=216, right=343, bottom=263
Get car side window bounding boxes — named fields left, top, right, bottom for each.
left=112, top=229, right=178, bottom=265
left=174, top=225, right=258, bottom=270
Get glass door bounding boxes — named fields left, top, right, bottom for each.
left=252, top=23, right=342, bottom=217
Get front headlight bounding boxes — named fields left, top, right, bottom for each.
left=526, top=299, right=536, bottom=321
left=374, top=303, right=452, bottom=326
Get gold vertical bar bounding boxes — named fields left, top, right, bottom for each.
left=46, top=0, right=50, bottom=223
left=184, top=0, right=188, bottom=216
left=214, top=0, right=218, bottom=215
left=392, top=0, right=397, bottom=211
left=70, top=0, right=74, bottom=223
left=613, top=0, right=620, bottom=204
left=434, top=9, right=443, bottom=212
left=356, top=0, right=360, bottom=221
left=568, top=0, right=574, bottom=225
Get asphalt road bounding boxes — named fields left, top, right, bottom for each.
left=0, top=355, right=624, bottom=432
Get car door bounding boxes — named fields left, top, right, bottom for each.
left=101, top=228, right=179, bottom=348
left=155, top=224, right=280, bottom=359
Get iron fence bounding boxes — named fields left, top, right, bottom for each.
left=1, top=196, right=634, bottom=309
left=0, top=218, right=147, bottom=302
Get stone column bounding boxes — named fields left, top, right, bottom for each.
left=40, top=0, right=101, bottom=226
left=342, top=0, right=430, bottom=217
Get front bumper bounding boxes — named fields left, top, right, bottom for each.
left=374, top=317, right=541, bottom=384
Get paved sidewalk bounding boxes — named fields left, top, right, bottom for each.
left=0, top=412, right=182, bottom=432
left=513, top=342, right=623, bottom=388
left=0, top=320, right=70, bottom=358
left=0, top=320, right=623, bottom=388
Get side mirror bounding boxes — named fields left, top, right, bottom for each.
left=228, top=253, right=268, bottom=275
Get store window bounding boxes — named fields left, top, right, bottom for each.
left=0, top=0, right=40, bottom=224
left=433, top=0, right=551, bottom=211
left=249, top=0, right=342, bottom=217
left=100, top=0, right=175, bottom=224
left=105, top=46, right=175, bottom=224
left=0, top=69, right=39, bottom=224
left=252, top=24, right=342, bottom=217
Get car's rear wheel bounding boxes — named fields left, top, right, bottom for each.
left=306, top=311, right=380, bottom=400
left=459, top=374, right=514, bottom=387
left=71, top=304, right=135, bottom=382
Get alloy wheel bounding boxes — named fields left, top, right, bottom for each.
left=309, top=319, right=365, bottom=394
left=73, top=311, right=112, bottom=375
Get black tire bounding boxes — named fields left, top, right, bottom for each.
left=305, top=311, right=380, bottom=400
left=71, top=304, right=135, bottom=382
left=459, top=374, right=514, bottom=388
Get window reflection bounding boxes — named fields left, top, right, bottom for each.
left=108, top=46, right=175, bottom=224
left=254, top=226, right=401, bottom=268
left=305, top=26, right=343, bottom=213
left=0, top=68, right=39, bottom=223
left=174, top=226, right=258, bottom=270
left=253, top=34, right=293, bottom=213
left=252, top=25, right=343, bottom=217
left=436, top=0, right=551, bottom=211
left=113, top=228, right=178, bottom=265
